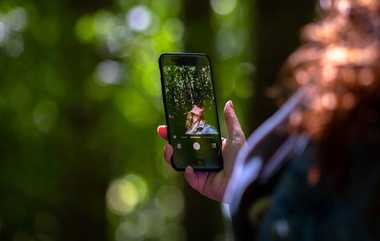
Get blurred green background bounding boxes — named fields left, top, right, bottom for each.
left=0, top=0, right=315, bottom=240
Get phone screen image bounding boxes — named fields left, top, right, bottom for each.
left=159, top=53, right=223, bottom=171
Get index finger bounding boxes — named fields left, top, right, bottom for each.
left=157, top=125, right=168, bottom=140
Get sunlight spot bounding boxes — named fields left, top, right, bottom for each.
left=7, top=7, right=27, bottom=32
left=155, top=185, right=184, bottom=218
left=337, top=0, right=350, bottom=13
left=127, top=5, right=152, bottom=32
left=96, top=60, right=122, bottom=85
left=210, top=0, right=237, bottom=15
left=107, top=174, right=148, bottom=215
left=325, top=47, right=346, bottom=64
left=107, top=180, right=138, bottom=215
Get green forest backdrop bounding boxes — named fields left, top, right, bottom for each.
left=0, top=0, right=315, bottom=241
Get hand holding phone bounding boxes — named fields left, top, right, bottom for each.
left=157, top=99, right=245, bottom=202
left=158, top=53, right=245, bottom=202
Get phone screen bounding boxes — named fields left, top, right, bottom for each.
left=159, top=53, right=223, bottom=171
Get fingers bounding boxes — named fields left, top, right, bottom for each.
left=157, top=125, right=168, bottom=140
left=221, top=137, right=227, bottom=152
left=158, top=125, right=171, bottom=164
left=184, top=166, right=197, bottom=189
left=224, top=100, right=245, bottom=146
left=163, top=144, right=173, bottom=164
left=184, top=166, right=208, bottom=193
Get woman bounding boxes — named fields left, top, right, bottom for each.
left=157, top=0, right=380, bottom=240
left=185, top=104, right=218, bottom=135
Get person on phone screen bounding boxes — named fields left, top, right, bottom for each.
left=185, top=104, right=218, bottom=135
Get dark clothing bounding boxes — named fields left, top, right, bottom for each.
left=258, top=145, right=380, bottom=241
left=185, top=120, right=218, bottom=135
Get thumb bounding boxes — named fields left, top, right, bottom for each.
left=184, top=166, right=199, bottom=190
left=224, top=100, right=245, bottom=146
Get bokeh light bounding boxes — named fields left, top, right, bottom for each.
left=155, top=185, right=184, bottom=218
left=0, top=7, right=27, bottom=57
left=7, top=7, right=27, bottom=32
left=210, top=0, right=237, bottom=15
left=107, top=174, right=148, bottom=216
left=127, top=5, right=152, bottom=32
left=96, top=60, right=123, bottom=85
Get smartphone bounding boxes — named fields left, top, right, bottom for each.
left=159, top=53, right=223, bottom=171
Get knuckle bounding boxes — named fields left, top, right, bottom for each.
left=231, top=133, right=245, bottom=146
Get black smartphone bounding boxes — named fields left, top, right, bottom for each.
left=159, top=53, right=223, bottom=171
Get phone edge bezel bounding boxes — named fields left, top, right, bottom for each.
left=158, top=52, right=224, bottom=172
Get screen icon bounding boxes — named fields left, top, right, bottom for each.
left=193, top=142, right=201, bottom=150
left=176, top=143, right=182, bottom=149
left=211, top=143, right=217, bottom=149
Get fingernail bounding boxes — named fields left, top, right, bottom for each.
left=157, top=125, right=163, bottom=133
left=229, top=100, right=234, bottom=108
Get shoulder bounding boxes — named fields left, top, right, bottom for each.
left=202, top=123, right=218, bottom=134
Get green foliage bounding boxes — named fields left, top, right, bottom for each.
left=163, top=65, right=214, bottom=114
left=0, top=0, right=253, bottom=240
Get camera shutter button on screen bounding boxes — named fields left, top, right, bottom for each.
left=193, top=142, right=201, bottom=150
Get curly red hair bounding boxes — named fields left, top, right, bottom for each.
left=283, top=0, right=380, bottom=138
left=277, top=0, right=380, bottom=189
